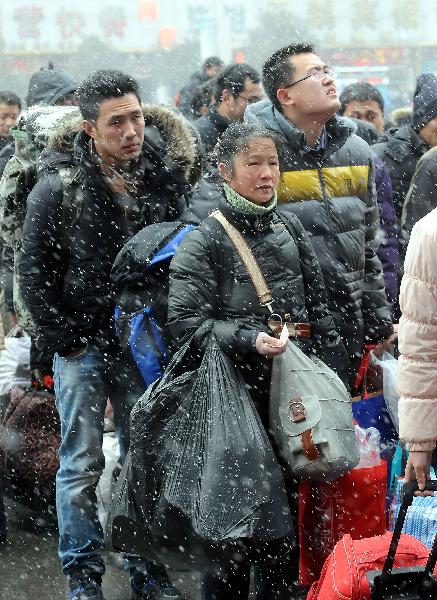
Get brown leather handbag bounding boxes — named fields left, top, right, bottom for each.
left=0, top=386, right=60, bottom=481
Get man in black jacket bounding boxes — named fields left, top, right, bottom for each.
left=246, top=43, right=392, bottom=385
left=19, top=70, right=196, bottom=600
left=194, top=63, right=263, bottom=159
left=372, top=74, right=437, bottom=225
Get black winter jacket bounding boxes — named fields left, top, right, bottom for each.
left=19, top=106, right=200, bottom=356
left=182, top=165, right=222, bottom=224
left=169, top=195, right=350, bottom=389
left=372, top=125, right=430, bottom=223
left=401, top=145, right=437, bottom=254
left=193, top=106, right=230, bottom=158
left=245, top=102, right=392, bottom=366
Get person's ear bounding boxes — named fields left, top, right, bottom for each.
left=221, top=89, right=232, bottom=105
left=83, top=119, right=97, bottom=140
left=276, top=88, right=294, bottom=108
left=219, top=161, right=232, bottom=182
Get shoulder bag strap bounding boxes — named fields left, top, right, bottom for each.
left=211, top=210, right=274, bottom=312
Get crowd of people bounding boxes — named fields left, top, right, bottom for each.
left=0, top=42, right=436, bottom=600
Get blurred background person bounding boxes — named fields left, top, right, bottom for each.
left=373, top=74, right=437, bottom=226
left=340, top=81, right=385, bottom=135
left=176, top=55, right=224, bottom=120
left=0, top=65, right=77, bottom=172
left=0, top=92, right=21, bottom=152
left=390, top=106, right=413, bottom=129
left=194, top=62, right=263, bottom=159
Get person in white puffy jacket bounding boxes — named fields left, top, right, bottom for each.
left=398, top=207, right=437, bottom=491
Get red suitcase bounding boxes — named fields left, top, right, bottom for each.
left=308, top=481, right=437, bottom=600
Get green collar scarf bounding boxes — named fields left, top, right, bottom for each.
left=223, top=183, right=277, bottom=215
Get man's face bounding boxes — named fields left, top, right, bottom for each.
left=84, top=93, right=145, bottom=167
left=419, top=116, right=437, bottom=148
left=55, top=92, right=78, bottom=106
left=343, top=99, right=385, bottom=133
left=282, top=53, right=340, bottom=119
left=223, top=77, right=263, bottom=122
left=0, top=102, right=20, bottom=138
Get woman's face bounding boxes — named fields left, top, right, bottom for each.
left=220, top=138, right=280, bottom=205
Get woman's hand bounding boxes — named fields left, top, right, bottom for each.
left=255, top=332, right=287, bottom=357
left=404, top=451, right=434, bottom=495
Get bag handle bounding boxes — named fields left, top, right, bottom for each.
left=211, top=210, right=274, bottom=312
left=382, top=480, right=437, bottom=578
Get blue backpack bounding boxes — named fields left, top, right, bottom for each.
left=112, top=222, right=196, bottom=386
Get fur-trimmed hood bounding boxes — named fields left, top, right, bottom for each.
left=42, top=104, right=201, bottom=185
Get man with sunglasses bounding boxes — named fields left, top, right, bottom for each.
left=247, top=42, right=392, bottom=387
left=194, top=63, right=263, bottom=159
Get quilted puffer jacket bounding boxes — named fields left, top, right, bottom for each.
left=398, top=207, right=437, bottom=451
left=168, top=193, right=350, bottom=393
left=246, top=101, right=392, bottom=370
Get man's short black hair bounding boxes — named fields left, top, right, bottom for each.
left=0, top=91, right=21, bottom=112
left=339, top=82, right=385, bottom=115
left=76, top=70, right=141, bottom=122
left=262, top=43, right=314, bottom=111
left=216, top=63, right=261, bottom=103
left=202, top=56, right=224, bottom=71
left=192, top=78, right=217, bottom=115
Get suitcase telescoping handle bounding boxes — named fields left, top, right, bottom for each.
left=383, top=480, right=437, bottom=576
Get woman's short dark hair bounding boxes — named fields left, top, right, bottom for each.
left=76, top=70, right=141, bottom=122
left=216, top=122, right=282, bottom=171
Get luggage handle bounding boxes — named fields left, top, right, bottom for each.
left=382, top=480, right=437, bottom=577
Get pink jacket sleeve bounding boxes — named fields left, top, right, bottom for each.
left=398, top=208, right=437, bottom=452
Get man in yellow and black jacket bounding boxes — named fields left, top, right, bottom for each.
left=247, top=43, right=392, bottom=385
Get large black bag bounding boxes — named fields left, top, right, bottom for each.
left=106, top=336, right=292, bottom=568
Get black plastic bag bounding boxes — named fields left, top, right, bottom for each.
left=106, top=336, right=291, bottom=568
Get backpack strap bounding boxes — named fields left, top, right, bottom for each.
left=57, top=165, right=85, bottom=232
left=0, top=154, right=37, bottom=249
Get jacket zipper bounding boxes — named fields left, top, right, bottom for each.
left=316, top=161, right=334, bottom=235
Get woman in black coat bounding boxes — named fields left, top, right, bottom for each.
left=168, top=122, right=349, bottom=599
